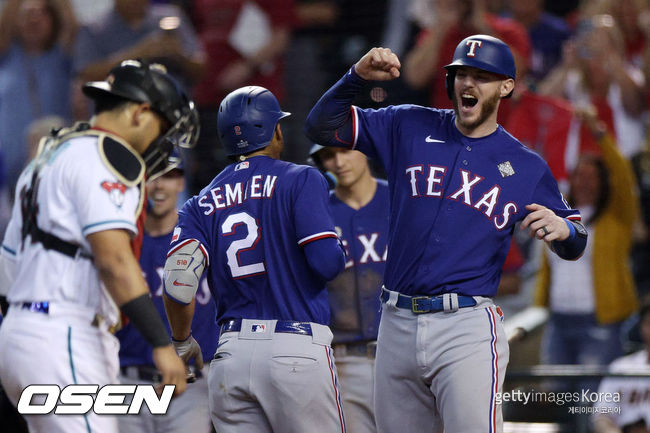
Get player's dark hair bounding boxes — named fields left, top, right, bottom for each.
left=569, top=154, right=610, bottom=226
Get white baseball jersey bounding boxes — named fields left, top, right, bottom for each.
left=594, top=350, right=650, bottom=427
left=1, top=131, right=144, bottom=322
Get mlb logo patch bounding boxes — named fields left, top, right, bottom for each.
left=251, top=324, right=266, bottom=333
left=497, top=161, right=515, bottom=178
left=171, top=226, right=181, bottom=243
left=101, top=180, right=127, bottom=207
left=235, top=161, right=250, bottom=171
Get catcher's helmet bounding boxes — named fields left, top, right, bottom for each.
left=443, top=34, right=516, bottom=99
left=218, top=86, right=290, bottom=156
left=82, top=60, right=200, bottom=178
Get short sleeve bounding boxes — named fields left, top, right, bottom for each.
left=170, top=199, right=211, bottom=265
left=71, top=154, right=142, bottom=237
left=530, top=165, right=581, bottom=221
left=293, top=168, right=338, bottom=247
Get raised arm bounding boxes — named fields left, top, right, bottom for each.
left=304, top=47, right=401, bottom=148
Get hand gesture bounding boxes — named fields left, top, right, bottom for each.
left=520, top=203, right=570, bottom=242
left=152, top=345, right=187, bottom=396
left=354, top=47, right=401, bottom=81
left=171, top=334, right=204, bottom=383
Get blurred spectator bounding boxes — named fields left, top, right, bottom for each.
left=593, top=300, right=650, bottom=433
left=537, top=14, right=646, bottom=159
left=0, top=0, right=76, bottom=194
left=505, top=0, right=572, bottom=83
left=605, top=0, right=648, bottom=67
left=186, top=0, right=294, bottom=194
left=631, top=145, right=650, bottom=298
left=403, top=0, right=531, bottom=109
left=25, top=114, right=65, bottom=160
left=283, top=0, right=339, bottom=165
left=74, top=0, right=205, bottom=85
left=534, top=108, right=639, bottom=370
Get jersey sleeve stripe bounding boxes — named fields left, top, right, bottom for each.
left=565, top=214, right=581, bottom=221
left=298, top=231, right=338, bottom=246
left=82, top=220, right=138, bottom=236
left=1, top=244, right=16, bottom=256
left=350, top=106, right=359, bottom=150
left=167, top=238, right=210, bottom=268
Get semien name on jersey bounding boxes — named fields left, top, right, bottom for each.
left=198, top=175, right=278, bottom=215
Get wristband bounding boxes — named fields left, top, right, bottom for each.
left=121, top=294, right=170, bottom=348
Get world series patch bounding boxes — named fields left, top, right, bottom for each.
left=497, top=161, right=515, bottom=178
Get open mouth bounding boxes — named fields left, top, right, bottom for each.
left=461, top=93, right=478, bottom=108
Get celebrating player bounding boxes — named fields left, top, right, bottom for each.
left=163, top=86, right=347, bottom=433
left=117, top=158, right=215, bottom=433
left=0, top=60, right=200, bottom=433
left=310, top=144, right=389, bottom=433
left=305, top=35, right=588, bottom=433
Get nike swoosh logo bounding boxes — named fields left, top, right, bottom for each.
left=425, top=136, right=445, bottom=143
left=173, top=280, right=192, bottom=287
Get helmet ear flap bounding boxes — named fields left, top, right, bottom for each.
left=445, top=70, right=456, bottom=100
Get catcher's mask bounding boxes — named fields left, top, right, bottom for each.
left=83, top=59, right=200, bottom=179
left=443, top=34, right=516, bottom=100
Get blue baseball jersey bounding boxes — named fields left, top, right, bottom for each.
left=327, top=179, right=390, bottom=343
left=117, top=231, right=218, bottom=366
left=349, top=106, right=580, bottom=297
left=171, top=155, right=339, bottom=325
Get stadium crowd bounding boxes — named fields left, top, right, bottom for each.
left=1, top=0, right=650, bottom=432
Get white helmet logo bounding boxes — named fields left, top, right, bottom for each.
left=465, top=40, right=483, bottom=57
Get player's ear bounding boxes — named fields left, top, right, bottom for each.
left=500, top=78, right=515, bottom=98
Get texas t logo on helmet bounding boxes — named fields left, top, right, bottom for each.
left=465, top=40, right=483, bottom=57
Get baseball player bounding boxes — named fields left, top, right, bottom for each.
left=0, top=59, right=200, bottom=433
left=593, top=301, right=650, bottom=433
left=305, top=35, right=588, bottom=433
left=310, top=144, right=389, bottom=433
left=117, top=158, right=215, bottom=433
left=162, top=86, right=347, bottom=433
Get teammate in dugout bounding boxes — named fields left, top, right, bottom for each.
left=305, top=34, right=588, bottom=433
left=310, top=144, right=389, bottom=433
left=0, top=59, right=199, bottom=433
left=117, top=156, right=215, bottom=433
left=162, top=86, right=348, bottom=433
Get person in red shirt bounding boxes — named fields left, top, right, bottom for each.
left=187, top=0, right=295, bottom=193
left=403, top=0, right=531, bottom=109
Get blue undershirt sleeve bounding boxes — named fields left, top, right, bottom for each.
left=551, top=219, right=587, bottom=260
left=304, top=66, right=367, bottom=148
left=303, top=237, right=346, bottom=281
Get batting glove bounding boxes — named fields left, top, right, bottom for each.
left=171, top=334, right=204, bottom=383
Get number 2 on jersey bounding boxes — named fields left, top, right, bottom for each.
left=221, top=212, right=265, bottom=278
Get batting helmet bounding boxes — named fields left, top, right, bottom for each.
left=83, top=59, right=200, bottom=178
left=443, top=34, right=516, bottom=99
left=217, top=86, right=291, bottom=156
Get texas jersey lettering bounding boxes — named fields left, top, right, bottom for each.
left=348, top=107, right=579, bottom=297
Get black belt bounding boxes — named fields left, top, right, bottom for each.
left=380, top=290, right=477, bottom=314
left=220, top=319, right=312, bottom=336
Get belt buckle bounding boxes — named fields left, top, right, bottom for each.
left=411, top=296, right=429, bottom=314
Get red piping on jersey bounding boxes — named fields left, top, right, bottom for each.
left=298, top=233, right=338, bottom=247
